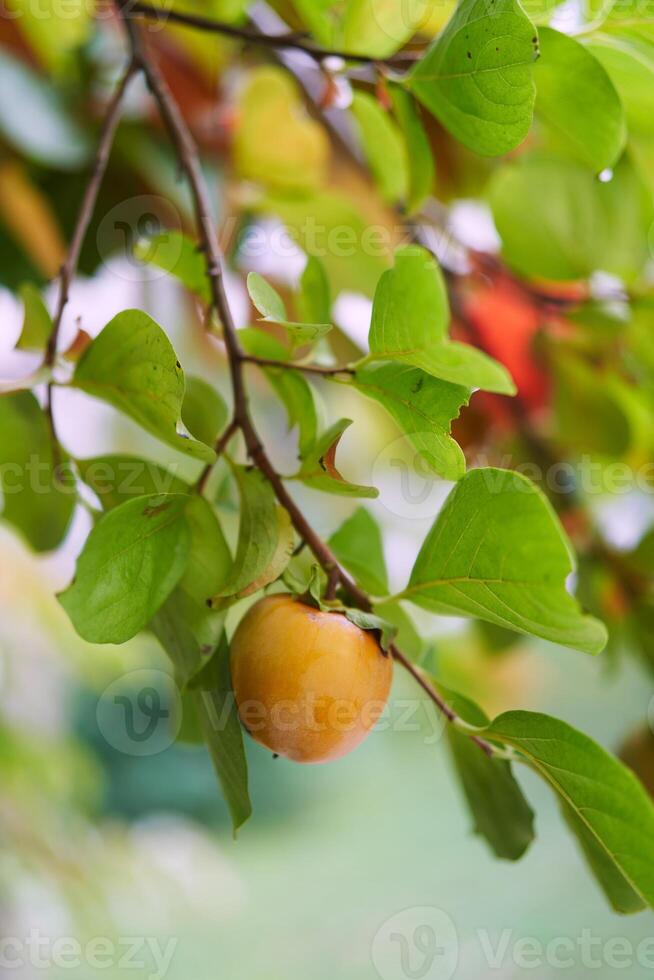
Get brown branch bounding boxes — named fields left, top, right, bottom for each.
left=126, top=1, right=420, bottom=68
left=46, top=61, right=137, bottom=368
left=194, top=418, right=239, bottom=495
left=44, top=59, right=137, bottom=458
left=116, top=5, right=496, bottom=759
left=242, top=355, right=354, bottom=377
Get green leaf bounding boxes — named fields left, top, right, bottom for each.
left=483, top=711, right=654, bottom=913
left=354, top=361, right=469, bottom=482
left=343, top=0, right=427, bottom=57
left=328, top=507, right=389, bottom=595
left=77, top=455, right=188, bottom=511
left=295, top=419, right=378, bottom=498
left=152, top=495, right=232, bottom=687
left=403, top=468, right=607, bottom=654
left=190, top=633, right=252, bottom=834
left=0, top=391, right=75, bottom=552
left=59, top=494, right=191, bottom=644
left=134, top=231, right=210, bottom=301
left=181, top=376, right=228, bottom=448
left=297, top=255, right=331, bottom=326
left=0, top=49, right=90, bottom=169
left=489, top=153, right=654, bottom=282
left=535, top=28, right=626, bottom=171
left=365, top=245, right=514, bottom=394
left=246, top=272, right=332, bottom=348
left=350, top=90, right=409, bottom=205
left=374, top=600, right=425, bottom=663
left=239, top=328, right=318, bottom=456
left=72, top=310, right=216, bottom=462
left=16, top=282, right=52, bottom=352
left=440, top=687, right=535, bottom=860
left=389, top=86, right=435, bottom=215
left=213, top=467, right=294, bottom=607
left=588, top=36, right=654, bottom=137
left=343, top=608, right=397, bottom=651
left=407, top=0, right=538, bottom=156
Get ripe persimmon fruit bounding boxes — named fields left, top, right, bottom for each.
left=230, top=594, right=393, bottom=763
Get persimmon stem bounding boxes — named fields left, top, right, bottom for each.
left=115, top=3, right=498, bottom=759
left=194, top=418, right=239, bottom=495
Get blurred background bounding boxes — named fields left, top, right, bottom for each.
left=1, top=0, right=654, bottom=977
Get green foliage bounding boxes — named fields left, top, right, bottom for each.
left=534, top=28, right=626, bottom=171
left=134, top=231, right=210, bottom=301
left=152, top=495, right=232, bottom=686
left=6, top=0, right=654, bottom=906
left=364, top=245, right=514, bottom=393
left=59, top=494, right=191, bottom=644
left=403, top=468, right=607, bottom=654
left=442, top=687, right=536, bottom=861
left=350, top=91, right=408, bottom=205
left=0, top=390, right=75, bottom=552
left=16, top=283, right=52, bottom=351
left=389, top=86, right=435, bottom=215
left=72, top=310, right=217, bottom=462
left=239, top=328, right=318, bottom=455
left=247, top=272, right=332, bottom=348
left=328, top=507, right=388, bottom=596
left=182, top=376, right=228, bottom=448
left=213, top=467, right=294, bottom=606
left=407, top=0, right=538, bottom=155
left=483, top=711, right=654, bottom=913
left=189, top=633, right=252, bottom=833
left=295, top=419, right=378, bottom=497
left=489, top=154, right=654, bottom=281
left=353, top=361, right=469, bottom=481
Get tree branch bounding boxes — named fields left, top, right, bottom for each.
left=115, top=4, right=496, bottom=758
left=45, top=59, right=137, bottom=455
left=242, top=355, right=354, bottom=377
left=126, top=1, right=420, bottom=68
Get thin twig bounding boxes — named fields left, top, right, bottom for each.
left=126, top=1, right=420, bottom=68
left=242, top=355, right=354, bottom=377
left=115, top=5, right=496, bottom=757
left=44, top=60, right=137, bottom=457
left=195, top=418, right=239, bottom=494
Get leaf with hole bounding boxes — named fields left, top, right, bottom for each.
left=296, top=419, right=378, bottom=498
left=354, top=361, right=469, bottom=482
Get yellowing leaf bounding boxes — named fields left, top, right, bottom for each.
left=234, top=67, right=329, bottom=192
